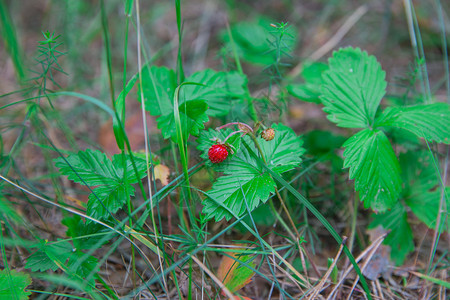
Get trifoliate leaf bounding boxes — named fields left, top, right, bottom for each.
left=200, top=123, right=304, bottom=221
left=287, top=62, right=328, bottom=103
left=25, top=240, right=73, bottom=272
left=321, top=47, right=386, bottom=128
left=375, top=103, right=450, bottom=144
left=369, top=203, right=414, bottom=265
left=343, top=129, right=401, bottom=212
left=182, top=69, right=247, bottom=117
left=0, top=269, right=31, bottom=300
left=54, top=150, right=147, bottom=220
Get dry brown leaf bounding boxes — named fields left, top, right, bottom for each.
left=154, top=164, right=170, bottom=186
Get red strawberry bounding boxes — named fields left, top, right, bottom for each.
left=208, top=144, right=229, bottom=163
left=261, top=128, right=275, bottom=141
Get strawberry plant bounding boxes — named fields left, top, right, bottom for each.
left=290, top=46, right=450, bottom=264
left=1, top=1, right=449, bottom=299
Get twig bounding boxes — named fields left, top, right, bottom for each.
left=308, top=236, right=347, bottom=299
left=191, top=255, right=235, bottom=299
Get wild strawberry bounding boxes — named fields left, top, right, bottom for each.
left=261, top=128, right=275, bottom=141
left=208, top=144, right=229, bottom=163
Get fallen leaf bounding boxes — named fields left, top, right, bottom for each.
left=154, top=164, right=170, bottom=186
left=217, top=248, right=255, bottom=296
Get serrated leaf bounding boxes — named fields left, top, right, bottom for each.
left=62, top=215, right=110, bottom=250
left=25, top=240, right=73, bottom=272
left=201, top=123, right=304, bottom=221
left=321, top=47, right=386, bottom=128
left=67, top=251, right=99, bottom=287
left=196, top=128, right=242, bottom=169
left=376, top=103, right=450, bottom=144
left=343, top=129, right=401, bottom=211
left=157, top=100, right=209, bottom=140
left=203, top=172, right=276, bottom=221
left=0, top=269, right=32, bottom=300
left=259, top=123, right=304, bottom=173
left=287, top=62, right=328, bottom=103
left=54, top=150, right=147, bottom=220
left=182, top=69, right=247, bottom=117
left=86, top=184, right=135, bottom=220
left=369, top=203, right=414, bottom=265
left=139, top=65, right=177, bottom=116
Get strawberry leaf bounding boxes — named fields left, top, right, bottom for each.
left=54, top=149, right=147, bottom=220
left=400, top=151, right=449, bottom=231
left=376, top=103, right=450, bottom=144
left=343, top=129, right=401, bottom=212
left=25, top=240, right=73, bottom=272
left=369, top=203, right=414, bottom=265
left=0, top=269, right=32, bottom=300
left=182, top=69, right=247, bottom=117
left=139, top=66, right=246, bottom=140
left=287, top=62, right=328, bottom=103
left=157, top=99, right=209, bottom=140
left=67, top=250, right=99, bottom=287
left=406, top=188, right=450, bottom=231
left=62, top=215, right=109, bottom=250
left=140, top=65, right=177, bottom=116
left=321, top=47, right=386, bottom=128
left=200, top=123, right=304, bottom=221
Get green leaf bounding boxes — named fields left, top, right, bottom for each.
left=196, top=127, right=242, bottom=169
left=321, top=47, right=387, bottom=128
left=25, top=240, right=73, bottom=272
left=203, top=172, right=276, bottom=222
left=399, top=151, right=449, bottom=231
left=182, top=69, right=247, bottom=117
left=67, top=251, right=99, bottom=287
left=0, top=269, right=31, bottom=300
left=376, top=103, right=450, bottom=144
left=62, top=215, right=110, bottom=250
left=343, top=129, right=401, bottom=211
left=113, top=73, right=138, bottom=150
left=400, top=151, right=439, bottom=197
left=369, top=203, right=414, bottom=265
left=201, top=123, right=304, bottom=221
left=54, top=150, right=147, bottom=220
left=223, top=19, right=297, bottom=66
left=0, top=195, right=22, bottom=224
left=157, top=100, right=209, bottom=140
left=406, top=188, right=450, bottom=231
left=139, top=65, right=177, bottom=116
left=287, top=62, right=328, bottom=103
